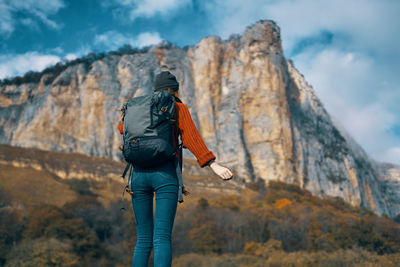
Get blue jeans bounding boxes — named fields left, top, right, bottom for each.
left=130, top=159, right=178, bottom=267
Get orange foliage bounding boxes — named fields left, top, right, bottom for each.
left=274, top=198, right=293, bottom=209
left=243, top=242, right=262, bottom=255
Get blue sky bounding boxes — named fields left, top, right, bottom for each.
left=1, top=0, right=400, bottom=165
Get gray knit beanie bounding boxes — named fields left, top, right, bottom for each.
left=154, top=71, right=179, bottom=92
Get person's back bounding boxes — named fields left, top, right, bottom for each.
left=118, top=69, right=233, bottom=267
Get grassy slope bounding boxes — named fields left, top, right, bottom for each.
left=2, top=144, right=400, bottom=267
left=0, top=144, right=240, bottom=211
left=0, top=164, right=77, bottom=209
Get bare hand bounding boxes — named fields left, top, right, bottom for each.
left=209, top=162, right=233, bottom=180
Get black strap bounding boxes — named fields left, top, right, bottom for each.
left=174, top=157, right=184, bottom=203
left=174, top=142, right=185, bottom=203
left=120, top=163, right=133, bottom=211
left=178, top=143, right=183, bottom=172
left=174, top=96, right=183, bottom=103
left=121, top=162, right=131, bottom=179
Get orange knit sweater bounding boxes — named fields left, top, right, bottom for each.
left=118, top=101, right=216, bottom=167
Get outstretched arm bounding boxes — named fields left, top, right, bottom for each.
left=175, top=102, right=215, bottom=167
left=176, top=103, right=233, bottom=180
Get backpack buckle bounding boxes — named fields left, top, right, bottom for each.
left=125, top=185, right=133, bottom=196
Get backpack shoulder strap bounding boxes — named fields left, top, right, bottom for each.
left=174, top=96, right=183, bottom=103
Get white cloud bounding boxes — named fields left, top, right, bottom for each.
left=0, top=0, right=65, bottom=35
left=265, top=0, right=400, bottom=57
left=0, top=1, right=14, bottom=34
left=383, top=147, right=400, bottom=165
left=293, top=48, right=379, bottom=109
left=0, top=45, right=95, bottom=79
left=108, top=0, right=191, bottom=21
left=64, top=53, right=77, bottom=61
left=135, top=32, right=163, bottom=47
left=94, top=31, right=162, bottom=50
left=198, top=0, right=266, bottom=40
left=198, top=0, right=400, bottom=55
left=0, top=52, right=61, bottom=79
left=292, top=46, right=400, bottom=164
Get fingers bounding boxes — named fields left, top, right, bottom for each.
left=212, top=164, right=233, bottom=180
left=220, top=169, right=233, bottom=180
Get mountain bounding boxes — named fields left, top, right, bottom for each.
left=0, top=20, right=399, bottom=218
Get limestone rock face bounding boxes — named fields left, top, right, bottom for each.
left=0, top=20, right=399, bottom=217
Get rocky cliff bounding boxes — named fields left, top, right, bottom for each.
left=0, top=20, right=399, bottom=218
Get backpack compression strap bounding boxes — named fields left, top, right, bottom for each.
left=120, top=162, right=133, bottom=210
left=174, top=142, right=187, bottom=203
left=121, top=163, right=131, bottom=180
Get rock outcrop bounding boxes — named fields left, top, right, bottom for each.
left=0, top=20, right=399, bottom=217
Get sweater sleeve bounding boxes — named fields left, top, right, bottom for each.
left=176, top=102, right=216, bottom=167
left=118, top=121, right=124, bottom=135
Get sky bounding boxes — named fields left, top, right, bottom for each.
left=1, top=0, right=399, bottom=165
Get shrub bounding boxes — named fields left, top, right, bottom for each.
left=5, top=238, right=79, bottom=267
left=23, top=205, right=65, bottom=239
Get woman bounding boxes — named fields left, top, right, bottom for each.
left=118, top=70, right=233, bottom=267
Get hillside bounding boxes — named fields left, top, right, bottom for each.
left=1, top=145, right=400, bottom=266
left=0, top=144, right=240, bottom=210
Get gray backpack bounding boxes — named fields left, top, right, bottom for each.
left=120, top=89, right=186, bottom=202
